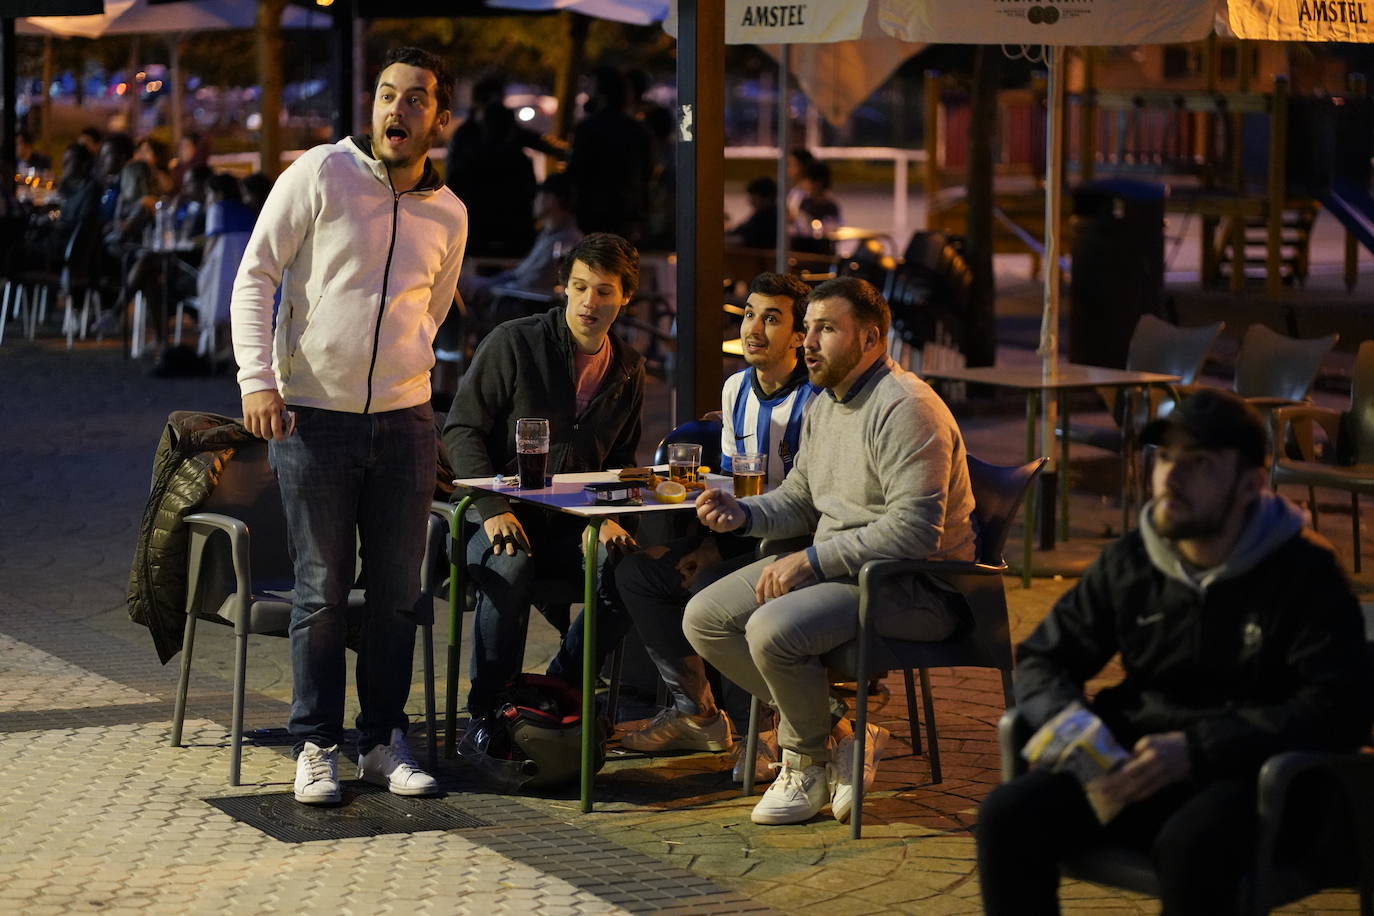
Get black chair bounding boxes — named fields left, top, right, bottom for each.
left=740, top=454, right=1047, bottom=838
left=1271, top=339, right=1374, bottom=572
left=997, top=707, right=1374, bottom=914
left=171, top=439, right=441, bottom=783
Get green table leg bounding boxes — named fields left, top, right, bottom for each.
left=1059, top=390, right=1070, bottom=544
left=446, top=495, right=473, bottom=758
left=580, top=517, right=605, bottom=814
left=1023, top=391, right=1036, bottom=589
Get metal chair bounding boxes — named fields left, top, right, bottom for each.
left=997, top=707, right=1374, bottom=914
left=740, top=454, right=1047, bottom=838
left=1271, top=340, right=1374, bottom=572
left=170, top=439, right=441, bottom=784
left=653, top=417, right=723, bottom=472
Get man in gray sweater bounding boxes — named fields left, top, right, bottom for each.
left=684, top=276, right=975, bottom=826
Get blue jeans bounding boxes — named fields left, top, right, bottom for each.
left=270, top=403, right=435, bottom=754
left=464, top=506, right=631, bottom=716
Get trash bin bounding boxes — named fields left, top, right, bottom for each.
left=1069, top=180, right=1164, bottom=368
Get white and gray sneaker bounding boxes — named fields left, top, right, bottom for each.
left=732, top=728, right=780, bottom=784
left=294, top=741, right=341, bottom=805
left=828, top=722, right=892, bottom=823
left=750, top=749, right=828, bottom=825
left=358, top=728, right=439, bottom=796
left=620, top=707, right=734, bottom=753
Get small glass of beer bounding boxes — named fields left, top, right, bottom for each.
left=732, top=452, right=766, bottom=497
left=666, top=442, right=702, bottom=485
left=515, top=417, right=550, bottom=489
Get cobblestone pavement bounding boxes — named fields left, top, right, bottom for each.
left=0, top=338, right=1363, bottom=914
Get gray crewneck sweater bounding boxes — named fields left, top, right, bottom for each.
left=743, top=357, right=976, bottom=578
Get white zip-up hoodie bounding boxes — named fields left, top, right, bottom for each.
left=231, top=135, right=467, bottom=414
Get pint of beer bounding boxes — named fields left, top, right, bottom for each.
left=732, top=452, right=765, bottom=498
left=515, top=417, right=550, bottom=489
left=666, top=442, right=702, bottom=484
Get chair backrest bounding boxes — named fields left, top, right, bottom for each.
left=197, top=440, right=295, bottom=591
left=1125, top=314, right=1223, bottom=385
left=967, top=454, right=1048, bottom=567
left=1234, top=323, right=1337, bottom=402
left=653, top=418, right=724, bottom=472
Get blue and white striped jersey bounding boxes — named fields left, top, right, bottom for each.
left=719, top=362, right=820, bottom=487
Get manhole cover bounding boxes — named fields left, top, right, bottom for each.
left=206, top=783, right=491, bottom=843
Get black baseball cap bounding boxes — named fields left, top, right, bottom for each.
left=1140, top=388, right=1269, bottom=468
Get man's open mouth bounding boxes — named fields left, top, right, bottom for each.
left=385, top=125, right=409, bottom=141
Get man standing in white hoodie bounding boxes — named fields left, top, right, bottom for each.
left=231, top=47, right=467, bottom=805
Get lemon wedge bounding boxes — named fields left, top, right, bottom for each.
left=654, top=480, right=687, bottom=503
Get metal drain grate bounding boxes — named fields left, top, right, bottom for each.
left=206, top=783, right=492, bottom=843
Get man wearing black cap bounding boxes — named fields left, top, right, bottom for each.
left=977, top=389, right=1373, bottom=914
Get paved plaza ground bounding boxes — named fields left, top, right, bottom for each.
left=2, top=318, right=1368, bottom=915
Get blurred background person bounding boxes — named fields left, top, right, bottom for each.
left=16, top=130, right=51, bottom=174
left=569, top=66, right=652, bottom=241
left=790, top=161, right=841, bottom=254
left=134, top=136, right=175, bottom=195
left=77, top=126, right=103, bottom=158
left=726, top=176, right=779, bottom=250
left=783, top=147, right=815, bottom=233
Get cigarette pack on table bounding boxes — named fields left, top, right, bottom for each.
left=582, top=481, right=646, bottom=506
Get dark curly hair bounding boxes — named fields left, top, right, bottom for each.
left=747, top=272, right=811, bottom=333
left=559, top=233, right=640, bottom=298
left=378, top=46, right=453, bottom=114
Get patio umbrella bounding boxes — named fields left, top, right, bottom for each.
left=16, top=0, right=330, bottom=38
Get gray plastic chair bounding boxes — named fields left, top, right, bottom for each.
left=169, top=439, right=440, bottom=784
left=1271, top=340, right=1374, bottom=572
left=997, top=708, right=1374, bottom=914
left=1233, top=323, right=1339, bottom=407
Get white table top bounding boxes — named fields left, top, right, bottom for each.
left=454, top=469, right=732, bottom=518
left=922, top=363, right=1181, bottom=391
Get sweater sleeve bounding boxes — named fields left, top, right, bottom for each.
left=230, top=152, right=323, bottom=398
left=442, top=329, right=517, bottom=520
left=428, top=197, right=468, bottom=326
left=809, top=394, right=959, bottom=578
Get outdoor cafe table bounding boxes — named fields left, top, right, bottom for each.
left=448, top=469, right=731, bottom=813
left=921, top=363, right=1182, bottom=587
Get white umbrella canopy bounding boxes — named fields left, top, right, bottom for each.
left=17, top=0, right=331, bottom=37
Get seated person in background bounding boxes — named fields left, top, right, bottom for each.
left=615, top=272, right=818, bottom=779
left=443, top=233, right=646, bottom=718
left=790, top=161, right=841, bottom=254
left=685, top=277, right=976, bottom=826
left=173, top=163, right=214, bottom=246
left=726, top=176, right=779, bottom=250
left=49, top=143, right=100, bottom=261
left=16, top=130, right=51, bottom=174
left=195, top=173, right=256, bottom=358
left=784, top=147, right=815, bottom=231
left=134, top=136, right=175, bottom=196
left=94, top=132, right=135, bottom=226
left=977, top=389, right=1374, bottom=915
left=77, top=126, right=103, bottom=157
left=241, top=172, right=273, bottom=215
left=455, top=171, right=582, bottom=330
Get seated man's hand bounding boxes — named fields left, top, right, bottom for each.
left=484, top=512, right=532, bottom=557
left=676, top=535, right=723, bottom=591
left=242, top=389, right=286, bottom=441
left=598, top=519, right=638, bottom=561
left=697, top=488, right=747, bottom=533
left=1094, top=731, right=1190, bottom=807
left=754, top=550, right=817, bottom=604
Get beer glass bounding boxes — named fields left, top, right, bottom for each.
left=666, top=442, right=702, bottom=484
left=732, top=452, right=766, bottom=497
left=515, top=417, right=550, bottom=489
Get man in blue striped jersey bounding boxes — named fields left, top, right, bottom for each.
left=614, top=272, right=819, bottom=775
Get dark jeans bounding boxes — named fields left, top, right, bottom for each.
left=976, top=768, right=1257, bottom=916
left=270, top=403, right=434, bottom=755
left=613, top=534, right=759, bottom=728
left=464, top=505, right=632, bottom=716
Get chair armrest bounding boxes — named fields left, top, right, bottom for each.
left=1271, top=404, right=1343, bottom=463
left=184, top=512, right=253, bottom=626
left=859, top=556, right=1005, bottom=588
left=1255, top=749, right=1374, bottom=894
left=998, top=708, right=1033, bottom=782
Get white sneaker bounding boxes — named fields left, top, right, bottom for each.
left=732, top=728, right=780, bottom=784
left=620, top=708, right=734, bottom=753
left=294, top=741, right=341, bottom=805
left=358, top=728, right=439, bottom=796
left=750, top=750, right=828, bottom=825
left=828, top=722, right=892, bottom=823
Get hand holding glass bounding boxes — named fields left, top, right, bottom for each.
left=515, top=417, right=550, bottom=489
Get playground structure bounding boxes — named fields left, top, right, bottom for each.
left=922, top=42, right=1374, bottom=299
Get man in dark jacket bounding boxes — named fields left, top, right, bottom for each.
left=977, top=389, right=1373, bottom=915
left=443, top=232, right=646, bottom=716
